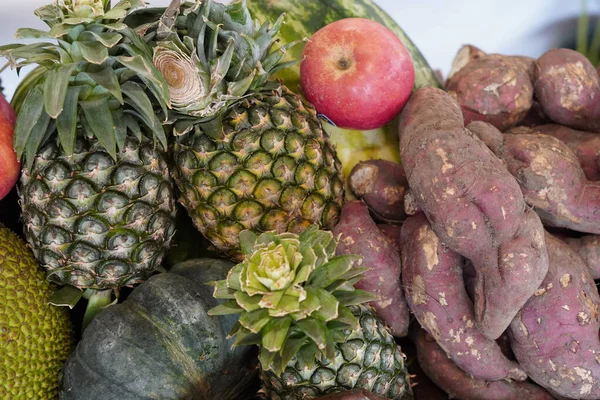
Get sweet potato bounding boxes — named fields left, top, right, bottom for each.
left=508, top=233, right=600, bottom=399
left=413, top=327, right=555, bottom=400
left=534, top=48, right=600, bottom=132
left=400, top=213, right=526, bottom=381
left=349, top=160, right=408, bottom=223
left=446, top=51, right=535, bottom=131
left=563, top=234, right=600, bottom=279
left=470, top=122, right=600, bottom=234
left=446, top=44, right=487, bottom=81
left=398, top=87, right=549, bottom=340
left=333, top=200, right=410, bottom=337
left=534, top=124, right=600, bottom=181
left=377, top=224, right=402, bottom=256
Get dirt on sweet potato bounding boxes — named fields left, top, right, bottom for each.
left=508, top=233, right=600, bottom=399
left=401, top=213, right=526, bottom=381
left=398, top=87, right=549, bottom=341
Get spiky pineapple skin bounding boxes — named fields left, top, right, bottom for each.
left=19, top=133, right=177, bottom=290
left=172, top=84, right=344, bottom=258
left=260, top=305, right=413, bottom=400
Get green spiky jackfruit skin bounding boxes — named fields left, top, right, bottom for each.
left=0, top=225, right=73, bottom=399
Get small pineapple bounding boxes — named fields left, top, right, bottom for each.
left=208, top=227, right=413, bottom=400
left=145, top=0, right=344, bottom=259
left=0, top=0, right=176, bottom=311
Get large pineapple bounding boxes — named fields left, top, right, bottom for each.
left=208, top=227, right=413, bottom=399
left=0, top=0, right=176, bottom=312
left=145, top=0, right=344, bottom=259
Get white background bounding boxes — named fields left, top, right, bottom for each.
left=0, top=0, right=598, bottom=100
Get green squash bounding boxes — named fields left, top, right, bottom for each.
left=59, top=259, right=259, bottom=400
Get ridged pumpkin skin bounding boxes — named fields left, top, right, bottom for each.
left=59, top=259, right=258, bottom=400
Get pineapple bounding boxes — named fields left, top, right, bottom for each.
left=208, top=227, right=413, bottom=399
left=143, top=0, right=344, bottom=259
left=0, top=0, right=176, bottom=313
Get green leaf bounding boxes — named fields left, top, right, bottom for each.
left=49, top=285, right=84, bottom=308
left=210, top=279, right=235, bottom=299
left=111, top=109, right=127, bottom=152
left=239, top=230, right=258, bottom=256
left=56, top=86, right=81, bottom=156
left=103, top=7, right=128, bottom=20
left=14, top=85, right=45, bottom=159
left=259, top=290, right=284, bottom=310
left=232, top=329, right=261, bottom=346
left=25, top=110, right=51, bottom=170
left=293, top=286, right=320, bottom=320
left=15, top=28, right=53, bottom=39
left=79, top=97, right=117, bottom=159
left=334, top=290, right=379, bottom=307
left=326, top=267, right=371, bottom=292
left=238, top=309, right=270, bottom=334
left=293, top=248, right=316, bottom=285
left=310, top=255, right=361, bottom=288
left=261, top=316, right=292, bottom=352
left=77, top=41, right=109, bottom=65
left=124, top=113, right=142, bottom=141
left=116, top=53, right=170, bottom=111
left=120, top=81, right=167, bottom=149
left=296, top=318, right=328, bottom=352
left=333, top=306, right=359, bottom=330
left=280, top=336, right=307, bottom=369
left=226, top=263, right=245, bottom=291
left=268, top=294, right=301, bottom=317
left=207, top=300, right=243, bottom=316
left=234, top=291, right=262, bottom=312
left=260, top=346, right=277, bottom=372
left=86, top=67, right=123, bottom=104
left=80, top=31, right=122, bottom=48
left=313, top=289, right=340, bottom=322
left=44, top=63, right=77, bottom=118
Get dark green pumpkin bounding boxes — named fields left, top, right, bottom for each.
left=59, top=259, right=259, bottom=400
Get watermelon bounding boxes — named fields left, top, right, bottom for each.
left=248, top=0, right=441, bottom=197
left=247, top=0, right=442, bottom=92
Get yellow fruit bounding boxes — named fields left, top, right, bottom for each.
left=0, top=224, right=73, bottom=399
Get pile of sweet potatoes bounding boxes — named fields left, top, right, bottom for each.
left=334, top=46, right=600, bottom=400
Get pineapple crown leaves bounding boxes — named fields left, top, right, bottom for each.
left=0, top=0, right=172, bottom=169
left=207, top=226, right=378, bottom=376
left=148, top=0, right=303, bottom=125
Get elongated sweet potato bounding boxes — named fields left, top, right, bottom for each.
left=398, top=87, right=549, bottom=340
left=470, top=122, right=600, bottom=234
left=534, top=124, right=600, bottom=181
left=446, top=51, right=535, bottom=131
left=333, top=201, right=410, bottom=337
left=349, top=160, right=408, bottom=223
left=413, top=327, right=555, bottom=400
left=535, top=48, right=600, bottom=132
left=401, top=213, right=526, bottom=381
left=509, top=233, right=600, bottom=399
left=563, top=234, right=600, bottom=279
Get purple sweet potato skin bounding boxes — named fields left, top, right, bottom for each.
left=400, top=213, right=526, bottom=381
left=535, top=48, right=600, bottom=132
left=481, top=124, right=600, bottom=234
left=333, top=201, right=410, bottom=337
left=349, top=160, right=408, bottom=223
left=377, top=224, right=402, bottom=256
left=398, top=87, right=549, bottom=340
left=413, top=327, right=555, bottom=400
left=564, top=235, right=600, bottom=279
left=534, top=124, right=600, bottom=181
left=509, top=233, right=600, bottom=399
left=446, top=54, right=535, bottom=131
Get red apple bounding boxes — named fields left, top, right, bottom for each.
left=300, top=18, right=415, bottom=130
left=0, top=112, right=19, bottom=201
left=0, top=93, right=16, bottom=125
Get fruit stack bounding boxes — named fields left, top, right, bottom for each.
left=0, top=1, right=599, bottom=400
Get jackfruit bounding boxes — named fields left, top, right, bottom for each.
left=0, top=224, right=73, bottom=399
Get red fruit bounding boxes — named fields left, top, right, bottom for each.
left=0, top=94, right=16, bottom=125
left=300, top=18, right=415, bottom=130
left=0, top=112, right=19, bottom=201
